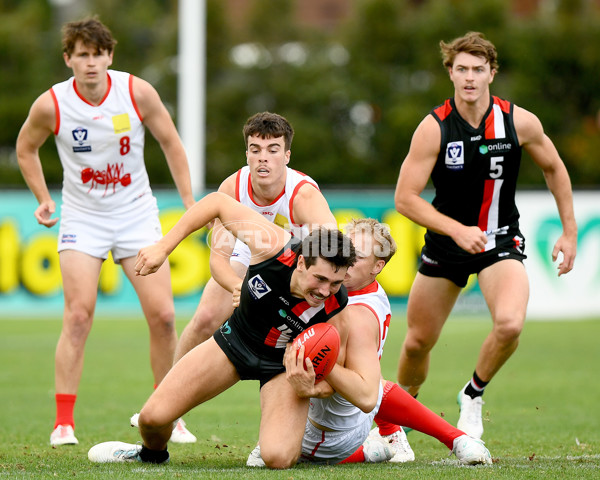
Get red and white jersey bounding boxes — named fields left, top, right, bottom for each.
left=308, top=280, right=392, bottom=431
left=235, top=165, right=319, bottom=238
left=347, top=281, right=392, bottom=360
left=51, top=70, right=152, bottom=214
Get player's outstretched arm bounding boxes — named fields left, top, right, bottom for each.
left=208, top=173, right=245, bottom=293
left=135, top=192, right=291, bottom=276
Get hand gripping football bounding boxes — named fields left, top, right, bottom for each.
left=292, top=323, right=340, bottom=383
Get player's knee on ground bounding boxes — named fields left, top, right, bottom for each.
left=260, top=444, right=300, bottom=470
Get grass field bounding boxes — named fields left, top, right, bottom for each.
left=1, top=313, right=599, bottom=479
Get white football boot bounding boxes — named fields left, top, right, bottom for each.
left=457, top=383, right=484, bottom=439
left=362, top=435, right=394, bottom=463
left=452, top=435, right=492, bottom=465
left=246, top=445, right=266, bottom=467
left=88, top=442, right=143, bottom=463
left=50, top=425, right=78, bottom=446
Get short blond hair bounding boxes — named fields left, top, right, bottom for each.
left=345, top=218, right=397, bottom=264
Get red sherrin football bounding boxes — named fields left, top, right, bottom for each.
left=292, top=323, right=340, bottom=383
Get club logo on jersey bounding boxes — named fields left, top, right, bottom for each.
left=72, top=127, right=91, bottom=152
left=248, top=274, right=272, bottom=299
left=80, top=163, right=132, bottom=195
left=445, top=141, right=464, bottom=170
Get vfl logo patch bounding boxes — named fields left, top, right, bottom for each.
left=445, top=141, right=464, bottom=170
left=248, top=274, right=272, bottom=299
left=72, top=127, right=91, bottom=152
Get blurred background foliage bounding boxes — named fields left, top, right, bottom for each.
left=1, top=0, right=599, bottom=190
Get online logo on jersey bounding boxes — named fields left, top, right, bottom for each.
left=479, top=142, right=512, bottom=155
left=248, top=274, right=272, bottom=299
left=445, top=141, right=464, bottom=170
left=208, top=220, right=282, bottom=260
left=72, top=127, right=91, bottom=152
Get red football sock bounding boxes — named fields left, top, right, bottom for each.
left=339, top=445, right=366, bottom=463
left=54, top=393, right=77, bottom=429
left=376, top=381, right=463, bottom=449
left=374, top=417, right=401, bottom=437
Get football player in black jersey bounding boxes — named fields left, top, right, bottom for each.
left=394, top=32, right=577, bottom=440
left=88, top=191, right=356, bottom=469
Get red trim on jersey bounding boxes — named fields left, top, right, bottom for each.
left=277, top=248, right=297, bottom=267
left=50, top=88, right=60, bottom=135
left=484, top=108, right=496, bottom=140
left=288, top=179, right=318, bottom=225
left=73, top=73, right=112, bottom=106
left=292, top=301, right=310, bottom=317
left=493, top=96, right=511, bottom=113
left=478, top=179, right=495, bottom=231
left=264, top=327, right=282, bottom=347
left=129, top=74, right=143, bottom=122
left=234, top=169, right=242, bottom=201
left=433, top=99, right=453, bottom=121
left=349, top=301, right=382, bottom=354
left=248, top=174, right=285, bottom=207
left=324, top=295, right=340, bottom=314
left=347, top=280, right=379, bottom=297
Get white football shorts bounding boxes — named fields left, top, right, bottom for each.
left=57, top=196, right=162, bottom=263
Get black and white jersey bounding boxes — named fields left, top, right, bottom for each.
left=426, top=95, right=524, bottom=258
left=228, top=237, right=348, bottom=364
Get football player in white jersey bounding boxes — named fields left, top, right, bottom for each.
left=15, top=17, right=195, bottom=447
left=247, top=218, right=492, bottom=466
left=173, top=112, right=336, bottom=362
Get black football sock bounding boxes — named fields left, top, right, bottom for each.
left=463, top=371, right=488, bottom=399
left=139, top=445, right=170, bottom=464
